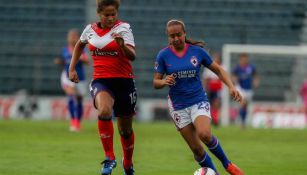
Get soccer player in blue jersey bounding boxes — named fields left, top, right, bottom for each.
left=232, top=53, right=259, bottom=129
left=153, top=19, right=244, bottom=175
left=54, top=29, right=89, bottom=132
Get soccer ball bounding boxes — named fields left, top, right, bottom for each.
left=194, top=167, right=217, bottom=175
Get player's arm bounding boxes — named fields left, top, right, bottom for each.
left=69, top=40, right=86, bottom=83
left=153, top=73, right=175, bottom=89
left=111, top=33, right=136, bottom=61
left=208, top=62, right=242, bottom=102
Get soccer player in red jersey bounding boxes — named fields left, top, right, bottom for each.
left=69, top=0, right=136, bottom=174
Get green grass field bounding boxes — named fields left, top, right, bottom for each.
left=1, top=120, right=307, bottom=175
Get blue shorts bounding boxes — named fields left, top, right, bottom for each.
left=90, top=78, right=137, bottom=117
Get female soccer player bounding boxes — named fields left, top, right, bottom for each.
left=54, top=29, right=89, bottom=132
left=232, top=53, right=259, bottom=129
left=153, top=19, right=244, bottom=175
left=69, top=0, right=136, bottom=174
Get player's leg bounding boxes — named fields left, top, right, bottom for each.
left=238, top=88, right=252, bottom=129
left=117, top=116, right=135, bottom=175
left=239, top=101, right=248, bottom=129
left=63, top=85, right=77, bottom=131
left=90, top=80, right=116, bottom=175
left=61, top=71, right=78, bottom=131
left=74, top=95, right=83, bottom=130
left=179, top=123, right=218, bottom=173
left=210, top=92, right=220, bottom=126
left=74, top=82, right=87, bottom=131
left=113, top=78, right=137, bottom=175
left=192, top=102, right=244, bottom=175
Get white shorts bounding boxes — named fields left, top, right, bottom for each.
left=60, top=71, right=88, bottom=96
left=236, top=85, right=253, bottom=102
left=168, top=99, right=211, bottom=129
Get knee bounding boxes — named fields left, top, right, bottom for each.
left=198, top=130, right=212, bottom=144
left=119, top=128, right=133, bottom=139
left=97, top=107, right=112, bottom=119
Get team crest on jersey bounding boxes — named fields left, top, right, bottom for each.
left=190, top=56, right=198, bottom=67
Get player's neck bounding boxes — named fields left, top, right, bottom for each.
left=171, top=44, right=187, bottom=56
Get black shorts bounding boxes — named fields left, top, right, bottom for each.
left=90, top=78, right=137, bottom=117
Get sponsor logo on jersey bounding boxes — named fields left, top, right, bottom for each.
left=88, top=34, right=93, bottom=39
left=92, top=49, right=119, bottom=56
left=172, top=70, right=196, bottom=79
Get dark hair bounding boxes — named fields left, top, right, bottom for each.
left=166, top=19, right=206, bottom=48
left=97, top=0, right=120, bottom=13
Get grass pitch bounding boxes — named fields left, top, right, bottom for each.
left=0, top=120, right=307, bottom=175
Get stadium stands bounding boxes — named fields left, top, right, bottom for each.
left=0, top=0, right=306, bottom=101
left=0, top=0, right=86, bottom=95
left=119, top=0, right=307, bottom=101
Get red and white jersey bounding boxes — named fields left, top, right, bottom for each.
left=80, top=21, right=135, bottom=79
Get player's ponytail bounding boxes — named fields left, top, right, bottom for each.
left=185, top=38, right=206, bottom=48
left=166, top=19, right=206, bottom=48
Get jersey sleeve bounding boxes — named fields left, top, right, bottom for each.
left=200, top=49, right=213, bottom=67
left=114, top=23, right=135, bottom=47
left=80, top=24, right=91, bottom=44
left=154, top=51, right=166, bottom=74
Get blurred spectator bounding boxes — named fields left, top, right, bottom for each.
left=202, top=52, right=223, bottom=126
left=54, top=29, right=89, bottom=132
left=232, top=53, right=259, bottom=129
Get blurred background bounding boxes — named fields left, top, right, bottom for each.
left=1, top=0, right=307, bottom=128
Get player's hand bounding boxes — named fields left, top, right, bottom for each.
left=69, top=69, right=79, bottom=83
left=111, top=33, right=125, bottom=47
left=229, top=88, right=243, bottom=103
left=164, top=74, right=176, bottom=86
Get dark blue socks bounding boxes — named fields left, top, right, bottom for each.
left=206, top=136, right=231, bottom=169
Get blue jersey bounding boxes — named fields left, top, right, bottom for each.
left=60, top=46, right=87, bottom=81
left=155, top=44, right=213, bottom=110
left=233, top=64, right=256, bottom=90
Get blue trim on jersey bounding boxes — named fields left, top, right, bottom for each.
left=60, top=46, right=86, bottom=81
left=155, top=44, right=213, bottom=110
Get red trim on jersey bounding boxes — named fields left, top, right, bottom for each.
left=169, top=43, right=189, bottom=58
left=91, top=21, right=122, bottom=37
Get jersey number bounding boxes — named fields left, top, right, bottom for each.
left=129, top=91, right=137, bottom=104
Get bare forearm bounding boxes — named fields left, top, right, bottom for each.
left=121, top=45, right=136, bottom=61
left=69, top=41, right=85, bottom=71
left=153, top=79, right=166, bottom=89
left=216, top=68, right=235, bottom=89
